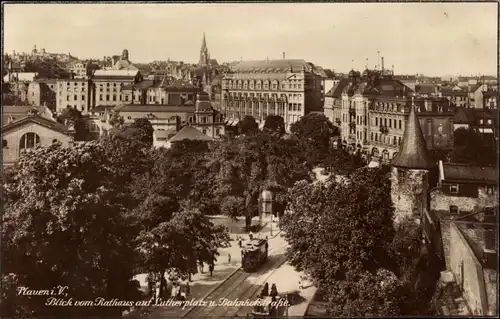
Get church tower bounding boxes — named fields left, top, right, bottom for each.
left=391, top=97, right=436, bottom=225
left=199, top=32, right=210, bottom=66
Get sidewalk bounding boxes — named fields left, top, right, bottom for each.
left=130, top=219, right=287, bottom=318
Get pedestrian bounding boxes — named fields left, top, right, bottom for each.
left=249, top=231, right=253, bottom=240
left=171, top=283, right=177, bottom=299
left=270, top=283, right=278, bottom=302
left=209, top=263, right=214, bottom=277
left=261, top=282, right=269, bottom=297
left=186, top=282, right=190, bottom=297
left=238, top=237, right=242, bottom=248
left=198, top=260, right=204, bottom=274
left=228, top=253, right=232, bottom=263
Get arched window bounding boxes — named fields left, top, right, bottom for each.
left=19, top=133, right=41, bottom=152
left=263, top=81, right=270, bottom=90
left=249, top=81, right=255, bottom=90
left=256, top=81, right=262, bottom=90
left=272, top=80, right=278, bottom=90
left=2, top=139, right=7, bottom=148
left=243, top=81, right=248, bottom=89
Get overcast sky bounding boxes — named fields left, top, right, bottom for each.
left=4, top=3, right=498, bottom=77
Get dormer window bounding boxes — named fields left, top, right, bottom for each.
left=450, top=185, right=459, bottom=194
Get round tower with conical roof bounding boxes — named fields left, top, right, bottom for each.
left=391, top=97, right=436, bottom=225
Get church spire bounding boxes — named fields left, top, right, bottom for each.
left=201, top=32, right=207, bottom=51
left=392, top=96, right=435, bottom=170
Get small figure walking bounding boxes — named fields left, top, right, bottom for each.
left=209, top=263, right=214, bottom=277
left=238, top=236, right=242, bottom=248
left=228, top=253, right=232, bottom=263
left=270, top=283, right=278, bottom=302
left=261, top=282, right=269, bottom=297
left=186, top=282, right=190, bottom=297
left=198, top=260, right=204, bottom=274
left=249, top=231, right=254, bottom=240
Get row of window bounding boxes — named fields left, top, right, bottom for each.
left=370, top=133, right=402, bottom=145
left=67, top=95, right=86, bottom=101
left=60, top=82, right=87, bottom=87
left=375, top=117, right=403, bottom=129
left=3, top=133, right=61, bottom=150
left=226, top=80, right=303, bottom=91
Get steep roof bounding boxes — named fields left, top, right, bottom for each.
left=325, top=78, right=350, bottom=98
left=2, top=105, right=45, bottom=126
left=392, top=102, right=436, bottom=169
left=324, top=69, right=335, bottom=78
left=3, top=114, right=71, bottom=135
left=168, top=126, right=214, bottom=143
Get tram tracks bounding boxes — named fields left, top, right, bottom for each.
left=181, top=242, right=288, bottom=318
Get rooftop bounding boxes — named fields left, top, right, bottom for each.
left=116, top=104, right=196, bottom=113
left=168, top=125, right=214, bottom=143
left=231, top=59, right=312, bottom=73
left=93, top=69, right=139, bottom=78
left=3, top=114, right=71, bottom=135
left=442, top=164, right=497, bottom=184
left=392, top=102, right=436, bottom=169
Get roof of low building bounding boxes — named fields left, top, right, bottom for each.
left=454, top=107, right=476, bottom=124
left=415, top=84, right=436, bottom=95
left=392, top=102, right=436, bottom=169
left=323, top=69, right=335, bottom=78
left=89, top=105, right=115, bottom=113
left=2, top=114, right=71, bottom=135
left=116, top=104, right=196, bottom=113
left=168, top=125, right=214, bottom=143
left=442, top=164, right=497, bottom=184
left=3, top=72, right=38, bottom=83
left=93, top=69, right=139, bottom=78
left=2, top=105, right=45, bottom=126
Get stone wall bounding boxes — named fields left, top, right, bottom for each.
left=431, top=187, right=498, bottom=217
left=391, top=167, right=429, bottom=224
left=445, top=222, right=491, bottom=315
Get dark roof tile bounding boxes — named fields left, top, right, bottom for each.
left=443, top=164, right=497, bottom=184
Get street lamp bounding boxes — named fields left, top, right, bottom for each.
left=261, top=190, right=273, bottom=236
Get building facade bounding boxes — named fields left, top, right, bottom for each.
left=325, top=69, right=455, bottom=161
left=2, top=110, right=74, bottom=166
left=91, top=69, right=142, bottom=108
left=27, top=79, right=57, bottom=109
left=220, top=59, right=323, bottom=129
left=56, top=78, right=93, bottom=114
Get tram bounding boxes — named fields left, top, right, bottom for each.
left=241, top=238, right=268, bottom=272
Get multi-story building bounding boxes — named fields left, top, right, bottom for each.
left=325, top=69, right=455, bottom=161
left=56, top=78, right=93, bottom=114
left=69, top=61, right=88, bottom=79
left=27, top=79, right=57, bottom=109
left=91, top=69, right=142, bottom=108
left=220, top=59, right=323, bottom=130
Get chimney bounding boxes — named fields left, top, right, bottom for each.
left=283, top=52, right=285, bottom=60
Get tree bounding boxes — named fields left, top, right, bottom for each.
left=125, top=117, right=154, bottom=147
left=24, top=58, right=70, bottom=79
left=281, top=167, right=421, bottom=316
left=108, top=111, right=125, bottom=128
left=263, top=115, right=286, bottom=136
left=322, top=148, right=366, bottom=176
left=57, top=107, right=87, bottom=141
left=450, top=127, right=496, bottom=165
left=1, top=142, right=141, bottom=318
left=290, top=113, right=339, bottom=153
left=238, top=115, right=259, bottom=136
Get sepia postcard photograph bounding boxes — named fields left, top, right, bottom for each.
left=1, top=1, right=499, bottom=318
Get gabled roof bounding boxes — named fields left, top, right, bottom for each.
left=442, top=164, right=497, bottom=184
left=168, top=125, right=213, bottom=143
left=161, top=79, right=200, bottom=92
left=2, top=114, right=71, bottom=135
left=392, top=102, right=436, bottom=169
left=323, top=69, right=335, bottom=78
left=3, top=105, right=45, bottom=126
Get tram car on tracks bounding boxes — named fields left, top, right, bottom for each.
left=241, top=238, right=268, bottom=272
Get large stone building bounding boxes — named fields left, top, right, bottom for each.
left=220, top=59, right=323, bottom=130
left=324, top=69, right=455, bottom=161
left=56, top=78, right=93, bottom=114
left=91, top=69, right=142, bottom=107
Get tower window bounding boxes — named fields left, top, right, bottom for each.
left=449, top=205, right=459, bottom=215
left=450, top=185, right=459, bottom=194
